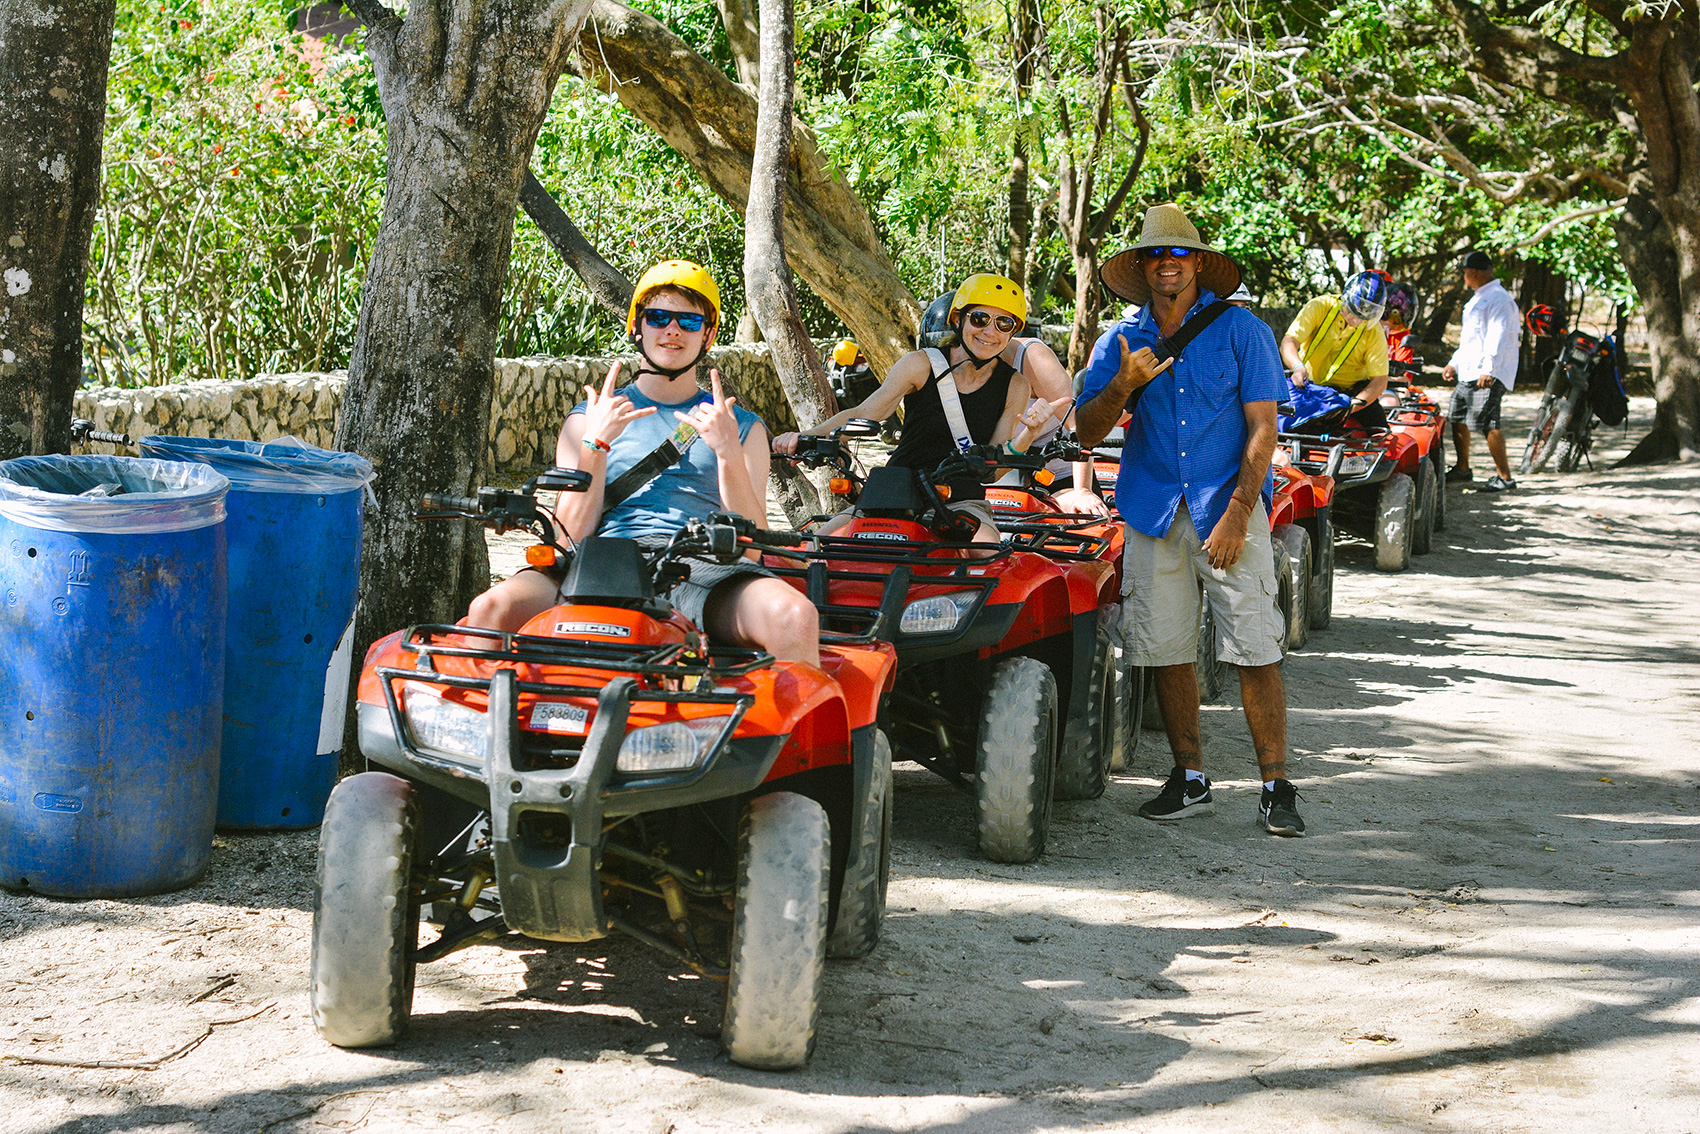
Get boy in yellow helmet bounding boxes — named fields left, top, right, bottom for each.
left=467, top=261, right=821, bottom=665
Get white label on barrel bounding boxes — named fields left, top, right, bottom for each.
left=317, top=618, right=356, bottom=756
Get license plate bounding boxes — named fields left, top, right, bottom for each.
left=528, top=702, right=589, bottom=734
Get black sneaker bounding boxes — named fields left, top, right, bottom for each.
left=1138, top=767, right=1214, bottom=821
left=1479, top=474, right=1516, bottom=492
left=1260, top=780, right=1306, bottom=837
left=1445, top=464, right=1473, bottom=483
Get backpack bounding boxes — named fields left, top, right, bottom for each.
left=1588, top=335, right=1629, bottom=427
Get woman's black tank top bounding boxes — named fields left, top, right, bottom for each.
left=888, top=354, right=1016, bottom=499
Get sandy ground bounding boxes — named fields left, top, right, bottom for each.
left=3, top=394, right=1697, bottom=1133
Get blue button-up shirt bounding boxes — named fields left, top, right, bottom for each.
left=1079, top=290, right=1286, bottom=539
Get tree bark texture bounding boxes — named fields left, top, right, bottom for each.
left=1037, top=4, right=1146, bottom=373
left=1006, top=0, right=1039, bottom=287
left=335, top=0, right=594, bottom=648
left=573, top=0, right=919, bottom=378
left=519, top=170, right=633, bottom=318
left=0, top=0, right=116, bottom=459
left=714, top=0, right=762, bottom=89
left=1440, top=0, right=1700, bottom=460
left=743, top=0, right=835, bottom=431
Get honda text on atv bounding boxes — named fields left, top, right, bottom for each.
left=312, top=470, right=897, bottom=1071
left=770, top=426, right=1119, bottom=864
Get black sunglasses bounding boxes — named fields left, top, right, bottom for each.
left=964, top=310, right=1021, bottom=333
left=641, top=308, right=707, bottom=332
left=1138, top=246, right=1195, bottom=260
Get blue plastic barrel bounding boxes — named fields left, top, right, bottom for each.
left=0, top=455, right=229, bottom=897
left=139, top=437, right=372, bottom=829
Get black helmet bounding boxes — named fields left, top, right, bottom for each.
left=1385, top=283, right=1416, bottom=327
left=1525, top=303, right=1564, bottom=338
left=918, top=292, right=957, bottom=350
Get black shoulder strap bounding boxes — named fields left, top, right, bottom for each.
left=1126, top=300, right=1234, bottom=413
left=602, top=436, right=683, bottom=512
left=599, top=391, right=705, bottom=513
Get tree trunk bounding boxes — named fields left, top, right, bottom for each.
left=335, top=0, right=593, bottom=648
left=744, top=0, right=833, bottom=519
left=1008, top=140, right=1031, bottom=288
left=0, top=0, right=115, bottom=459
left=1613, top=188, right=1698, bottom=463
left=714, top=0, right=762, bottom=89
left=744, top=0, right=834, bottom=427
left=518, top=170, right=632, bottom=318
left=573, top=0, right=919, bottom=377
left=1066, top=246, right=1100, bottom=375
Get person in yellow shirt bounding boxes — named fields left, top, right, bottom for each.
left=1280, top=271, right=1391, bottom=430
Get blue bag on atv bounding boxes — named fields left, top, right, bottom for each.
left=1278, top=377, right=1353, bottom=433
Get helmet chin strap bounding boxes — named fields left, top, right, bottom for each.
left=952, top=320, right=1003, bottom=368
left=630, top=334, right=709, bottom=382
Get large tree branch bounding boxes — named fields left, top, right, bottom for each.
left=517, top=171, right=632, bottom=317
left=572, top=0, right=918, bottom=376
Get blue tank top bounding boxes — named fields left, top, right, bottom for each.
left=568, top=383, right=765, bottom=542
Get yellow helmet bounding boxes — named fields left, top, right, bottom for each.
left=831, top=339, right=860, bottom=367
left=948, top=273, right=1027, bottom=326
left=626, top=260, right=722, bottom=335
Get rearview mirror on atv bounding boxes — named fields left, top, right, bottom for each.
left=530, top=467, right=593, bottom=493
left=834, top=419, right=883, bottom=440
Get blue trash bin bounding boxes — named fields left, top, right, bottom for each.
left=0, top=455, right=229, bottom=897
left=139, top=436, right=372, bottom=829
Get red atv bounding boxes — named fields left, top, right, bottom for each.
left=771, top=428, right=1120, bottom=863
left=1382, top=357, right=1448, bottom=554
left=313, top=470, right=897, bottom=1071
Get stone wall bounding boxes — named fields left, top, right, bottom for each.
left=73, top=344, right=803, bottom=477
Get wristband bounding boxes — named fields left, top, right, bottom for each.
left=1230, top=490, right=1254, bottom=510
left=581, top=436, right=610, bottom=453
left=1005, top=440, right=1027, bottom=456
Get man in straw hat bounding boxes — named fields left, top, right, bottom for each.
left=1074, top=203, right=1305, bottom=837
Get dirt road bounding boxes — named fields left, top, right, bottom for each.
left=3, top=395, right=1697, bottom=1132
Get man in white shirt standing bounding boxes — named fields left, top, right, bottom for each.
left=1443, top=250, right=1522, bottom=492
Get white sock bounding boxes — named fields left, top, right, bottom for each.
left=1263, top=780, right=1278, bottom=792
left=1184, top=769, right=1206, bottom=783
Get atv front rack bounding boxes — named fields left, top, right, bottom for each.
left=762, top=535, right=1011, bottom=657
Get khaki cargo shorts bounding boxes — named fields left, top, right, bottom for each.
left=1121, top=501, right=1285, bottom=669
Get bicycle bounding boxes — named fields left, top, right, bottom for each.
left=1520, top=329, right=1615, bottom=475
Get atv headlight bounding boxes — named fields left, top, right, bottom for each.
left=404, top=688, right=488, bottom=765
left=1339, top=454, right=1371, bottom=475
left=616, top=716, right=734, bottom=774
left=899, top=590, right=981, bottom=635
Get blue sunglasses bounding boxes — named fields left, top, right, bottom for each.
left=1138, top=246, right=1195, bottom=260
left=641, top=308, right=707, bottom=332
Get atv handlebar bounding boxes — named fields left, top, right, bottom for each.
left=71, top=418, right=130, bottom=447
left=421, top=491, right=480, bottom=513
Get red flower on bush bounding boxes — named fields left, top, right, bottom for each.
left=344, top=115, right=356, bottom=126
left=178, top=18, right=191, bottom=29
left=212, top=143, right=223, bottom=154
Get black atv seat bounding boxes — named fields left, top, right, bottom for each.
left=857, top=465, right=929, bottom=516
left=559, top=537, right=654, bottom=607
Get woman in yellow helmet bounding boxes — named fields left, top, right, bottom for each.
left=467, top=261, right=821, bottom=665
left=774, top=273, right=1070, bottom=544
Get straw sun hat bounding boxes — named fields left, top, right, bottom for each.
left=1100, top=203, right=1242, bottom=306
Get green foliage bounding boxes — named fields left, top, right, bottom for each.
left=90, top=0, right=1644, bottom=386
left=88, top=0, right=385, bottom=385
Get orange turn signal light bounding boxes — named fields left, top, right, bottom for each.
left=936, top=484, right=952, bottom=500
left=525, top=545, right=558, bottom=567
left=1034, top=469, right=1055, bottom=486
left=829, top=477, right=852, bottom=494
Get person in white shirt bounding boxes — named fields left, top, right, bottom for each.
left=1443, top=250, right=1522, bottom=491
